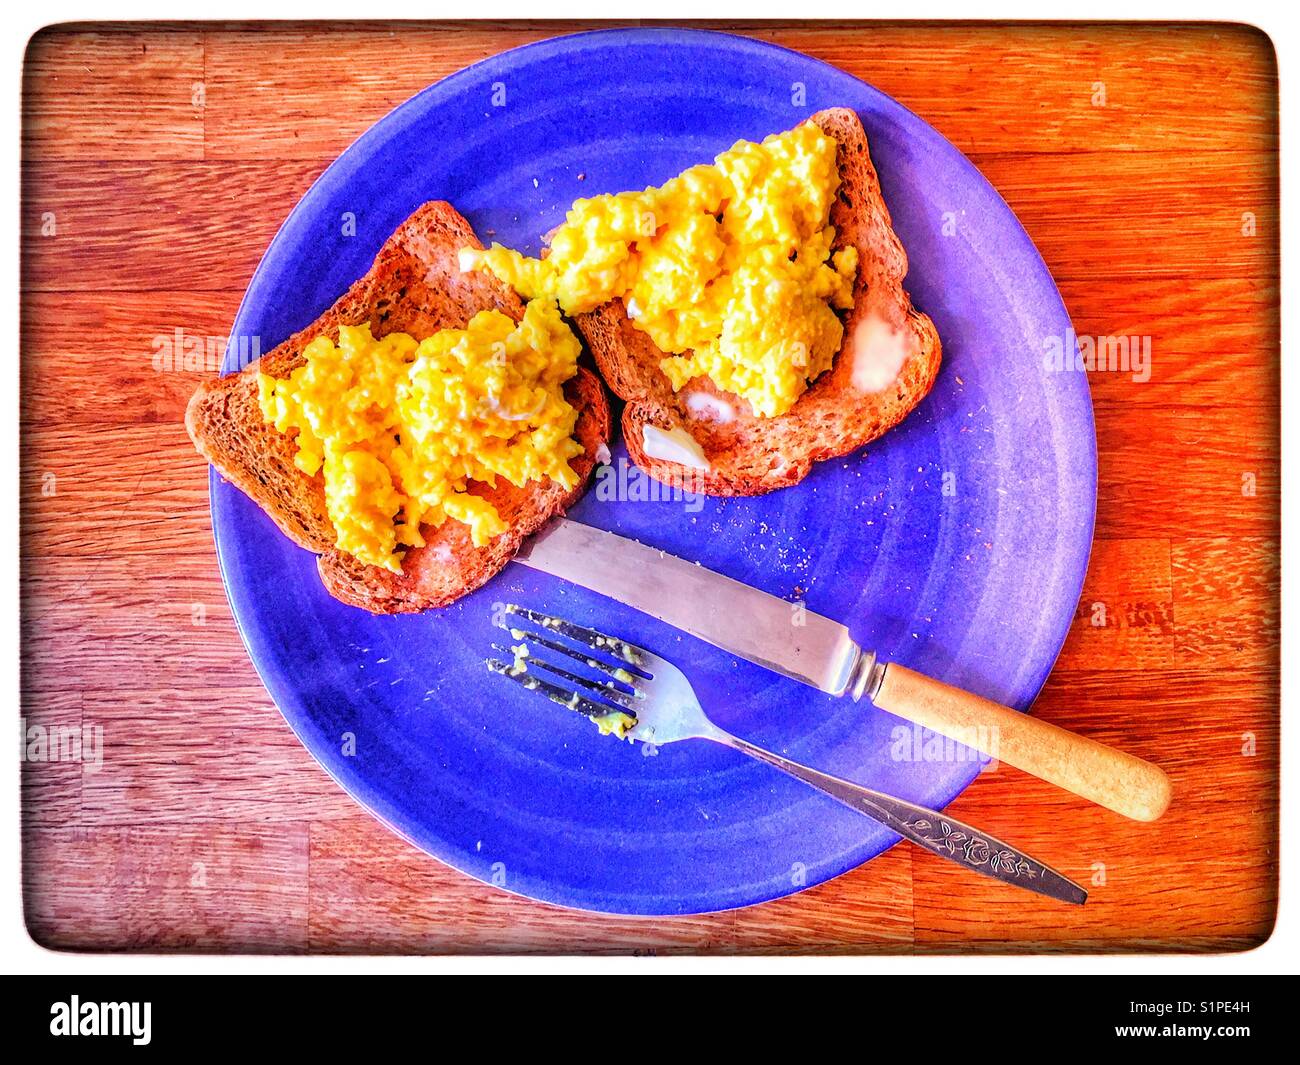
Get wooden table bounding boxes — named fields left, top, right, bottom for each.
left=21, top=21, right=1279, bottom=953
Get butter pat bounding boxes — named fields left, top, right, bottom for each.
left=684, top=391, right=736, bottom=425
left=849, top=312, right=911, bottom=394
left=642, top=424, right=710, bottom=471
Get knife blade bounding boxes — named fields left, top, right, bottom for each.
left=513, top=518, right=875, bottom=698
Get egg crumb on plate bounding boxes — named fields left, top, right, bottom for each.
left=257, top=298, right=585, bottom=573
left=460, top=120, right=857, bottom=418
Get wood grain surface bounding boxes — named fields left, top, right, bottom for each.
left=19, top=20, right=1279, bottom=954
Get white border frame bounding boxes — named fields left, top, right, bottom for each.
left=5, top=1, right=1293, bottom=974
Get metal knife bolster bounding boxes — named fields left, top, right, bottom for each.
left=513, top=519, right=880, bottom=700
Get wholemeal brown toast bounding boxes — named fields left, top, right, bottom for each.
left=186, top=201, right=611, bottom=614
left=574, top=107, right=941, bottom=496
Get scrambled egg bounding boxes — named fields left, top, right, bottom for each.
left=258, top=299, right=584, bottom=572
left=461, top=121, right=857, bottom=418
left=592, top=709, right=637, bottom=740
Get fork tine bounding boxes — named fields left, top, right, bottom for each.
left=495, top=625, right=648, bottom=687
left=501, top=605, right=651, bottom=670
left=486, top=660, right=637, bottom=735
left=494, top=647, right=643, bottom=711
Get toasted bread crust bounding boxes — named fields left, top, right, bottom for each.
left=575, top=108, right=941, bottom=495
left=186, top=201, right=610, bottom=613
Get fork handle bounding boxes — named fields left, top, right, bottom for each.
left=719, top=734, right=1086, bottom=904
left=872, top=664, right=1171, bottom=823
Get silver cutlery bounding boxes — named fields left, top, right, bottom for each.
left=488, top=605, right=1087, bottom=905
left=514, top=518, right=1171, bottom=823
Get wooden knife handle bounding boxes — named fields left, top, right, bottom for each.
left=873, top=663, right=1171, bottom=822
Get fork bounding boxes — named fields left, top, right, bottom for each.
left=488, top=605, right=1087, bottom=905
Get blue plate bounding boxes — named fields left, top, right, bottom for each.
left=212, top=28, right=1095, bottom=915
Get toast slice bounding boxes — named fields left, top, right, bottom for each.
left=186, top=201, right=611, bottom=614
left=574, top=107, right=940, bottom=495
